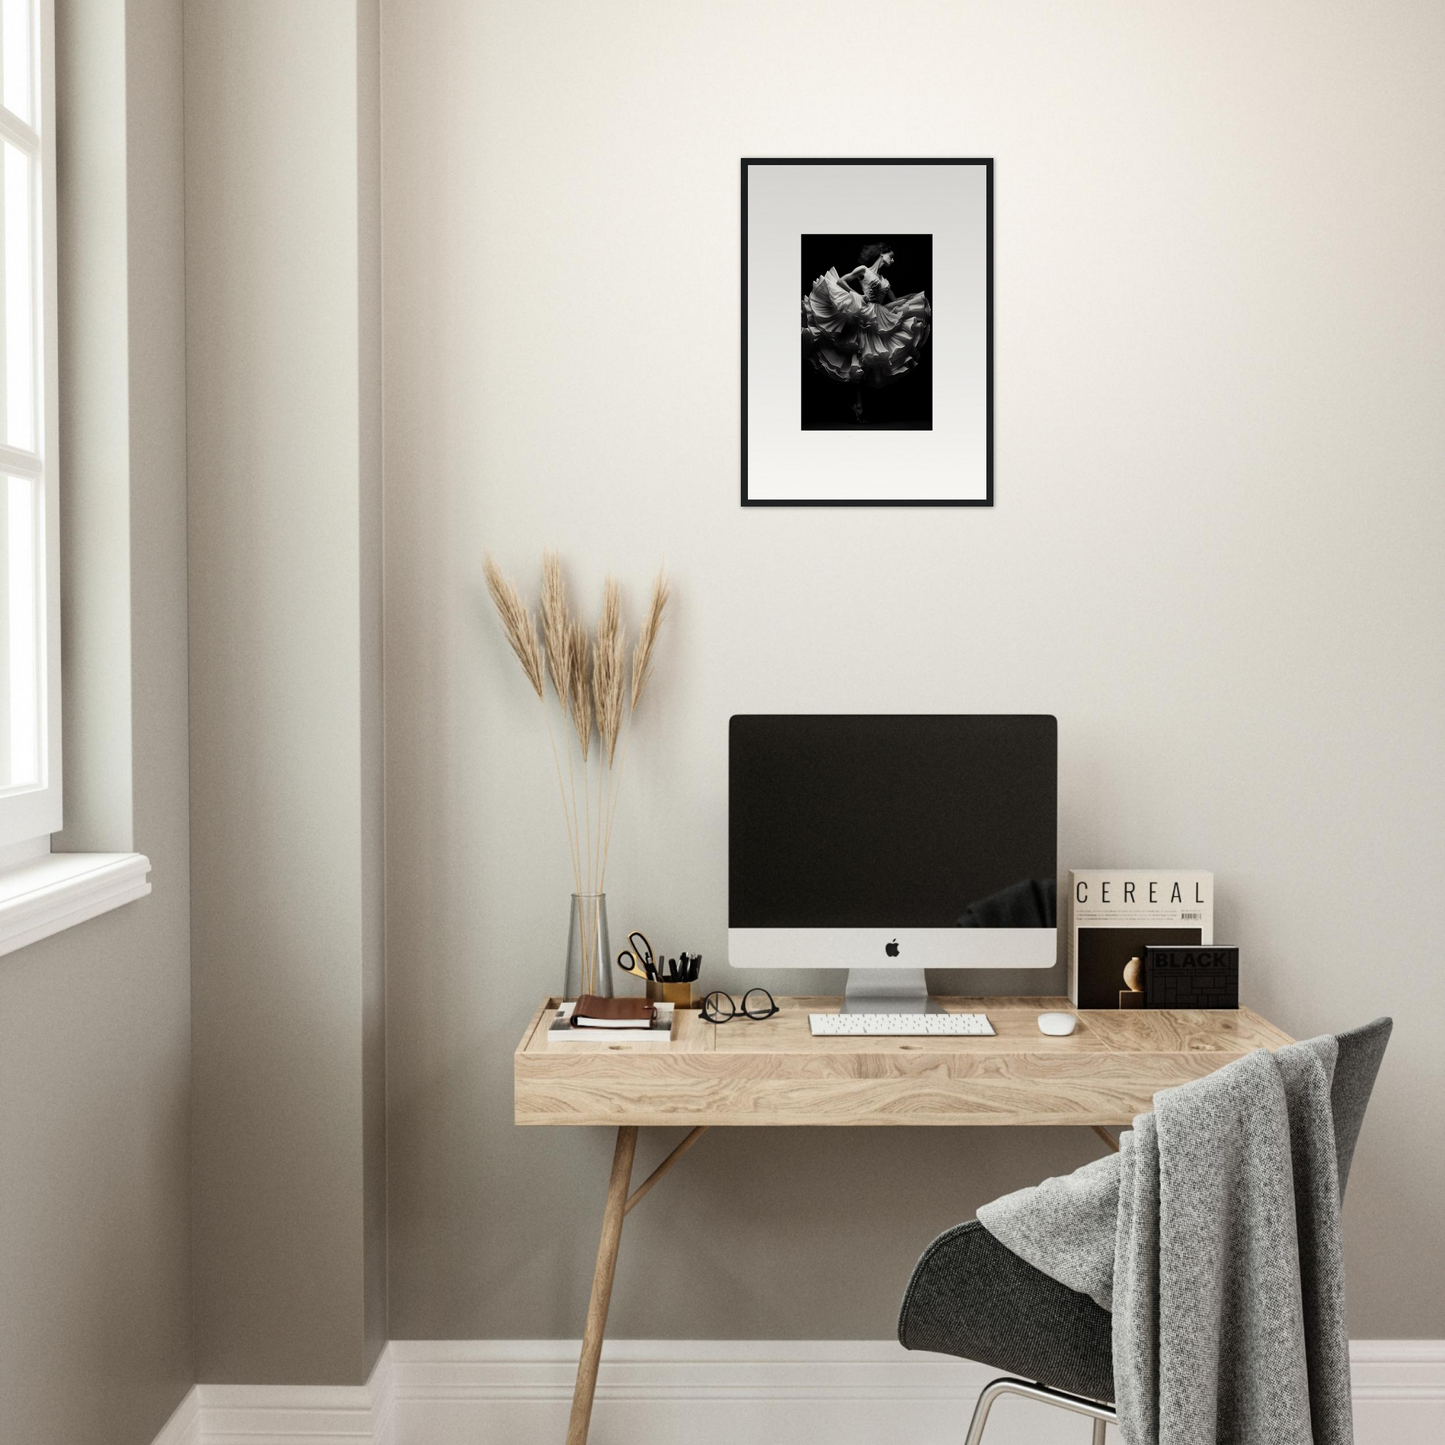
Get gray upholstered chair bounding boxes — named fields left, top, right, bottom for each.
left=898, top=1018, right=1392, bottom=1443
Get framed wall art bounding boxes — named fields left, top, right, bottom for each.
left=741, top=157, right=993, bottom=507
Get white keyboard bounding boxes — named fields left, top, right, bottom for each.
left=808, top=1012, right=995, bottom=1037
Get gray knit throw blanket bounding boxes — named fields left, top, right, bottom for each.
left=977, top=1037, right=1353, bottom=1445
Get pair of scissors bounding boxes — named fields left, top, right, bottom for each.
left=616, top=930, right=657, bottom=982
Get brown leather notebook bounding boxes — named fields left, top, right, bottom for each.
left=571, top=995, right=657, bottom=1028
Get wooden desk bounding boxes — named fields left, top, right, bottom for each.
left=514, top=995, right=1293, bottom=1444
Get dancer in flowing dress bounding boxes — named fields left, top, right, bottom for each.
left=801, top=242, right=932, bottom=424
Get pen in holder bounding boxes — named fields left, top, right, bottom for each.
left=617, top=935, right=702, bottom=1008
left=647, top=952, right=702, bottom=1009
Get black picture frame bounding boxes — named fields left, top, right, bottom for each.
left=741, top=157, right=994, bottom=508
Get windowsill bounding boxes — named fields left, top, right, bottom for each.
left=0, top=852, right=152, bottom=958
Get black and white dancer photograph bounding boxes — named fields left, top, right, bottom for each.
left=801, top=234, right=932, bottom=430
left=742, top=157, right=992, bottom=505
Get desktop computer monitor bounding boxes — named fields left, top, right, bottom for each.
left=728, top=714, right=1058, bottom=1011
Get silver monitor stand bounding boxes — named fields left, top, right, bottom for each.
left=840, top=967, right=942, bottom=1015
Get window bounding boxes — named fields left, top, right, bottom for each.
left=0, top=0, right=149, bottom=951
left=0, top=0, right=57, bottom=855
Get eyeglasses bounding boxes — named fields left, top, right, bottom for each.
left=700, top=988, right=778, bottom=1023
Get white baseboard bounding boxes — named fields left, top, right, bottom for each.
left=149, top=1353, right=394, bottom=1445
left=199, top=1364, right=394, bottom=1445
left=150, top=1339, right=1445, bottom=1445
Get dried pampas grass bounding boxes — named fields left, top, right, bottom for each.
left=484, top=552, right=670, bottom=945
left=540, top=550, right=572, bottom=707
left=483, top=555, right=544, bottom=700
left=631, top=568, right=670, bottom=711
left=593, top=578, right=625, bottom=766
left=567, top=618, right=593, bottom=761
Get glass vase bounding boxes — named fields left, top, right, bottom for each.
left=564, top=893, right=612, bottom=1001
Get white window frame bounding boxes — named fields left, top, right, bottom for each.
left=0, top=0, right=150, bottom=955
left=0, top=0, right=59, bottom=853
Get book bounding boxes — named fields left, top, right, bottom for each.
left=1068, top=870, right=1213, bottom=1009
left=571, top=994, right=656, bottom=1028
left=1144, top=944, right=1239, bottom=1009
left=546, top=1000, right=676, bottom=1045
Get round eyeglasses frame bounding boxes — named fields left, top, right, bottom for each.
left=700, top=988, right=779, bottom=1023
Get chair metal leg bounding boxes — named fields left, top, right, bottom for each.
left=963, top=1377, right=1117, bottom=1445
left=962, top=1379, right=1008, bottom=1445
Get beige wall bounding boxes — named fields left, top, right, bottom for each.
left=186, top=0, right=385, bottom=1386
left=382, top=0, right=1445, bottom=1343
left=357, top=0, right=388, bottom=1379
left=12, top=3, right=1443, bottom=1429
left=0, top=2, right=193, bottom=1443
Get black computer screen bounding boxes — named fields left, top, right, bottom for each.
left=728, top=715, right=1057, bottom=928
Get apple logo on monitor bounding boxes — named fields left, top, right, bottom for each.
left=885, top=939, right=900, bottom=957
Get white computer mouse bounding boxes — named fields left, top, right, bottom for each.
left=1037, top=1011, right=1078, bottom=1037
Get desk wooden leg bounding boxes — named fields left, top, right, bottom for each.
left=566, top=1125, right=638, bottom=1445
left=626, top=1125, right=706, bottom=1215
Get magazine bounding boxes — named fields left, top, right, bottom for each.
left=1068, top=870, right=1213, bottom=1009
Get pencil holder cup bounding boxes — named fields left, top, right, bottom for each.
left=647, top=979, right=693, bottom=1009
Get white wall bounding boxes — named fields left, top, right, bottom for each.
left=382, top=0, right=1445, bottom=1342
